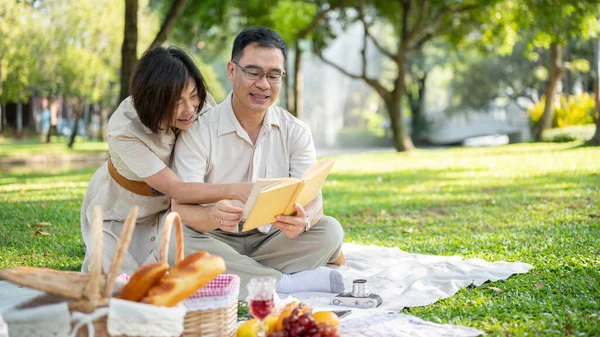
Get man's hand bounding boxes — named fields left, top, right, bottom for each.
left=210, top=200, right=244, bottom=232
left=272, top=203, right=308, bottom=239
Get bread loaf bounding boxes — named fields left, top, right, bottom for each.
left=116, top=262, right=169, bottom=302
left=141, top=254, right=226, bottom=307
left=168, top=250, right=209, bottom=276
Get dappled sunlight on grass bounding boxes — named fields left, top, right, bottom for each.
left=1, top=181, right=88, bottom=194
left=0, top=168, right=96, bottom=183
left=328, top=141, right=594, bottom=176
left=0, top=139, right=108, bottom=156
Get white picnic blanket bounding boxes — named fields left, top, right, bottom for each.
left=285, top=243, right=533, bottom=311
left=340, top=312, right=484, bottom=337
left=281, top=242, right=533, bottom=336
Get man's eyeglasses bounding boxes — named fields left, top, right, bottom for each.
left=232, top=60, right=286, bottom=83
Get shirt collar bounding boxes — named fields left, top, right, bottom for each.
left=217, top=91, right=281, bottom=137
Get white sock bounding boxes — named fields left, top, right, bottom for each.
left=275, top=266, right=345, bottom=294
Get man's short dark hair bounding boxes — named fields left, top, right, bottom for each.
left=130, top=46, right=207, bottom=133
left=231, top=26, right=287, bottom=64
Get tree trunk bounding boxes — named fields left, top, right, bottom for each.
left=68, top=114, right=80, bottom=148
left=284, top=69, right=292, bottom=112
left=30, top=100, right=38, bottom=130
left=293, top=41, right=304, bottom=119
left=68, top=100, right=83, bottom=148
left=149, top=0, right=189, bottom=49
left=592, top=34, right=600, bottom=146
left=16, top=101, right=23, bottom=138
left=388, top=53, right=414, bottom=152
left=563, top=41, right=571, bottom=96
left=0, top=68, right=4, bottom=132
left=46, top=123, right=53, bottom=143
left=407, top=72, right=428, bottom=143
left=119, top=0, right=138, bottom=103
left=83, top=103, right=90, bottom=127
left=384, top=95, right=414, bottom=152
left=536, top=42, right=564, bottom=141
left=593, top=105, right=600, bottom=145
left=83, top=103, right=90, bottom=140
left=1, top=104, right=6, bottom=130
left=101, top=104, right=109, bottom=142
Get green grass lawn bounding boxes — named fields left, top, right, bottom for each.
left=1, top=141, right=599, bottom=336
left=0, top=137, right=108, bottom=156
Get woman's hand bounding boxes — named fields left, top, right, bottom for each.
left=229, top=182, right=254, bottom=203
left=209, top=200, right=244, bottom=232
left=272, top=203, right=308, bottom=239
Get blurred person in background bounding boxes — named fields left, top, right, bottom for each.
left=40, top=98, right=50, bottom=142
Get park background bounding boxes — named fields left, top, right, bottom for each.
left=1, top=1, right=599, bottom=336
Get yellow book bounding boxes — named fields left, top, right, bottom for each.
left=240, top=158, right=335, bottom=232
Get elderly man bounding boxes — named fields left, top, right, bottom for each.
left=169, top=26, right=345, bottom=298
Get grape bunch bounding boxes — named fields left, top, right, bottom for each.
left=266, top=308, right=340, bottom=337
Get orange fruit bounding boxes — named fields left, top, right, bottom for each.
left=310, top=311, right=340, bottom=329
left=275, top=308, right=293, bottom=331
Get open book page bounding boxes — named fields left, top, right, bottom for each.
left=282, top=158, right=335, bottom=214
left=240, top=158, right=335, bottom=232
left=302, top=158, right=335, bottom=181
left=241, top=179, right=301, bottom=231
left=241, top=178, right=290, bottom=220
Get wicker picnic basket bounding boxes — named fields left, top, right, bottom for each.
left=157, top=211, right=239, bottom=337
left=0, top=206, right=188, bottom=337
left=0, top=205, right=238, bottom=337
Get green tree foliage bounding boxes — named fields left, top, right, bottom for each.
left=405, top=39, right=457, bottom=142
left=150, top=0, right=236, bottom=59
left=0, top=0, right=160, bottom=105
left=315, top=0, right=502, bottom=151
left=457, top=0, right=600, bottom=141
left=448, top=42, right=544, bottom=112
left=165, top=0, right=347, bottom=117
left=0, top=1, right=41, bottom=103
left=510, top=0, right=600, bottom=140
left=267, top=1, right=318, bottom=43
left=187, top=51, right=226, bottom=102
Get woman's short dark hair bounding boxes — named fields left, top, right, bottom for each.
left=231, top=26, right=287, bottom=64
left=130, top=46, right=207, bottom=133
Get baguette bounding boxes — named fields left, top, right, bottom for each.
left=116, top=262, right=169, bottom=302
left=142, top=254, right=226, bottom=307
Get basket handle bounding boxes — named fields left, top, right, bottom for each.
left=103, top=205, right=138, bottom=297
left=85, top=206, right=105, bottom=303
left=159, top=212, right=185, bottom=265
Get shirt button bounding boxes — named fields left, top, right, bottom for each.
left=150, top=237, right=156, bottom=241
left=162, top=199, right=169, bottom=205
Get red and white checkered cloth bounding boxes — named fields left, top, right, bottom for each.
left=188, top=274, right=239, bottom=298
left=116, top=273, right=240, bottom=298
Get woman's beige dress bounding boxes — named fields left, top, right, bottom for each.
left=80, top=95, right=215, bottom=274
